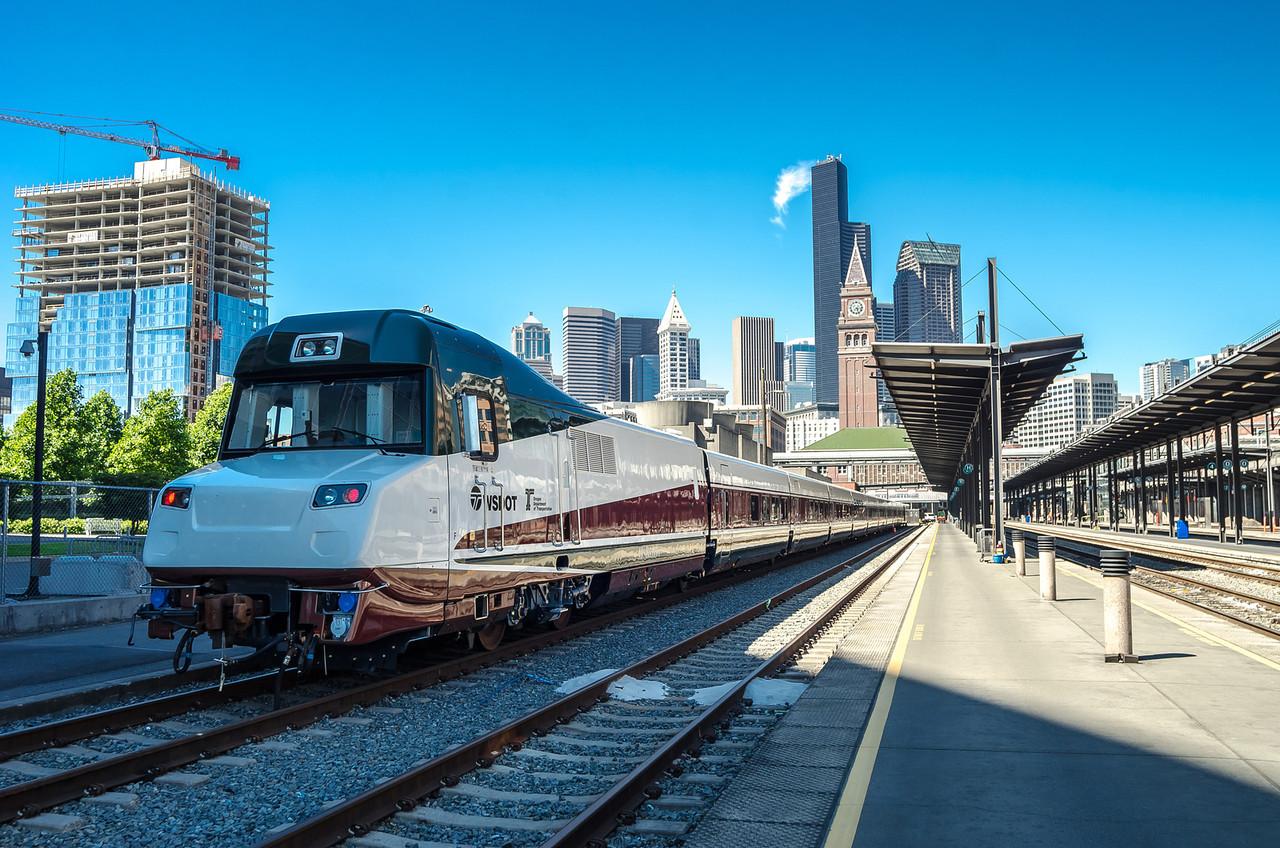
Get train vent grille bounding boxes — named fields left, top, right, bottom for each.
left=572, top=431, right=616, bottom=474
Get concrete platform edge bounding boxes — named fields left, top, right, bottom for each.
left=0, top=594, right=142, bottom=636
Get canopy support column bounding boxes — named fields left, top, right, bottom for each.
left=1215, top=425, right=1226, bottom=543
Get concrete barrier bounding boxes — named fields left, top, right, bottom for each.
left=0, top=594, right=143, bottom=636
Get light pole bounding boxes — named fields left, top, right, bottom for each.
left=19, top=329, right=48, bottom=596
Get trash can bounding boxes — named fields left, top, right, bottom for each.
left=977, top=527, right=993, bottom=561
left=1175, top=519, right=1189, bottom=540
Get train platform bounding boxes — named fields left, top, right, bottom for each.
left=687, top=522, right=1280, bottom=847
left=0, top=619, right=250, bottom=710
left=1020, top=520, right=1280, bottom=564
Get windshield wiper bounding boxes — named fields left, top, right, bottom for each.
left=258, top=428, right=314, bottom=448
left=316, top=426, right=392, bottom=454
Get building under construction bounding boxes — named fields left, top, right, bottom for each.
left=6, top=158, right=270, bottom=421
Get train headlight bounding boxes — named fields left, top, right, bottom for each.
left=160, top=487, right=191, bottom=509
left=150, top=588, right=170, bottom=609
left=329, top=614, right=353, bottom=639
left=337, top=591, right=359, bottom=613
left=313, top=483, right=368, bottom=508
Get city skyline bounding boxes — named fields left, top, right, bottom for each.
left=0, top=4, right=1275, bottom=403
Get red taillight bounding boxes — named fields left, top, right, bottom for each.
left=343, top=487, right=362, bottom=504
left=160, top=487, right=191, bottom=509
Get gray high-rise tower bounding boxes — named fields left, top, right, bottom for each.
left=616, top=316, right=659, bottom=402
left=892, top=240, right=962, bottom=344
left=811, top=156, right=870, bottom=406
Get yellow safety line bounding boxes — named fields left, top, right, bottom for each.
left=1059, top=566, right=1280, bottom=673
left=823, top=525, right=937, bottom=848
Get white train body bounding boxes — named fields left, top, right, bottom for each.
left=141, top=310, right=910, bottom=668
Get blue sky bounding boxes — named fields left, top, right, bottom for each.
left=1, top=1, right=1277, bottom=396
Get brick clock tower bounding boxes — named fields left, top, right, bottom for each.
left=837, top=248, right=879, bottom=428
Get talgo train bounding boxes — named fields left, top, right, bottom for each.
left=139, top=309, right=912, bottom=671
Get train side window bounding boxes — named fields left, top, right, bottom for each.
left=460, top=393, right=498, bottom=461
left=750, top=494, right=760, bottom=522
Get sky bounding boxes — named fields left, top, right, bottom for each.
left=0, top=1, right=1277, bottom=397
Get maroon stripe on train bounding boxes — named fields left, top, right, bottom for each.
left=455, top=483, right=852, bottom=551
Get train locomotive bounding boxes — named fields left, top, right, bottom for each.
left=139, top=309, right=912, bottom=671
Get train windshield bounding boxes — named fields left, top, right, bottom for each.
left=224, top=373, right=427, bottom=455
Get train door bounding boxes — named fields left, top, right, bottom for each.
left=559, top=428, right=582, bottom=545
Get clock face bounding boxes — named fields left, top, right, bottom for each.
left=848, top=299, right=865, bottom=317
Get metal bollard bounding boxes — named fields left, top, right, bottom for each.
left=1038, top=537, right=1057, bottom=601
left=1011, top=528, right=1026, bottom=577
left=1101, top=550, right=1138, bottom=662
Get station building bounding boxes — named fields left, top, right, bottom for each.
left=773, top=425, right=1050, bottom=513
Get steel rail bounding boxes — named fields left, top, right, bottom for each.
left=0, top=660, right=260, bottom=726
left=254, top=526, right=923, bottom=848
left=0, top=527, right=906, bottom=825
left=0, top=531, right=897, bottom=761
left=543, top=527, right=924, bottom=847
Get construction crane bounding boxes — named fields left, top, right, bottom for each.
left=0, top=109, right=240, bottom=170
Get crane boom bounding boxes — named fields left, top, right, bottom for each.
left=0, top=111, right=240, bottom=170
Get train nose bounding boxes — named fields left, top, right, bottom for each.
left=192, top=483, right=310, bottom=531
left=145, top=452, right=384, bottom=570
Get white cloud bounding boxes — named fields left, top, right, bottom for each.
left=770, top=160, right=815, bottom=228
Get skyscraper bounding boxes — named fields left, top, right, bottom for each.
left=811, top=155, right=871, bottom=406
left=782, top=337, right=816, bottom=412
left=873, top=301, right=898, bottom=424
left=616, top=316, right=659, bottom=402
left=892, top=240, right=962, bottom=344
left=562, top=306, right=617, bottom=404
left=784, top=338, right=816, bottom=382
left=1012, top=372, right=1119, bottom=449
left=731, top=316, right=782, bottom=406
left=629, top=353, right=660, bottom=402
left=511, top=312, right=557, bottom=384
left=7, top=158, right=270, bottom=421
left=1139, top=358, right=1192, bottom=400
left=774, top=341, right=785, bottom=382
left=657, top=290, right=691, bottom=399
left=688, top=337, right=701, bottom=381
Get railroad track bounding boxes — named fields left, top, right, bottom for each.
left=258, top=526, right=926, bottom=848
left=1026, top=524, right=1280, bottom=580
left=0, top=528, right=909, bottom=837
left=1021, top=532, right=1280, bottom=639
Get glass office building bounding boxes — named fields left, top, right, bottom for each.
left=7, top=285, right=266, bottom=420
left=7, top=158, right=271, bottom=423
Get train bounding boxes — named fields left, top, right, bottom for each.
left=138, top=309, right=913, bottom=671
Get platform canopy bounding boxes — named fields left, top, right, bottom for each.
left=1006, top=328, right=1280, bottom=489
left=873, top=336, right=1084, bottom=488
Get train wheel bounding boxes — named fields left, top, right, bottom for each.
left=549, top=608, right=572, bottom=630
left=476, top=619, right=507, bottom=651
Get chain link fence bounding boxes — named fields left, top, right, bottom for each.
left=0, top=480, right=157, bottom=600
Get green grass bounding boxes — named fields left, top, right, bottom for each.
left=0, top=541, right=142, bottom=558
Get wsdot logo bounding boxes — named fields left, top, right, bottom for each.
left=469, top=485, right=483, bottom=510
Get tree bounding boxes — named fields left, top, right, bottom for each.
left=79, top=390, right=124, bottom=481
left=106, top=390, right=194, bottom=487
left=189, top=383, right=232, bottom=467
left=0, top=369, right=89, bottom=481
